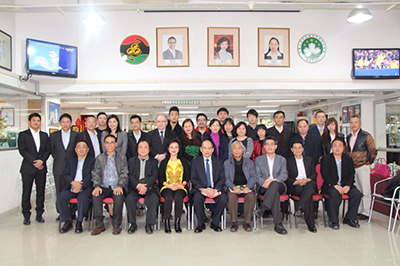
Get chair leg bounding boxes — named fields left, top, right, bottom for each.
left=191, top=205, right=195, bottom=231
left=342, top=200, right=346, bottom=219
left=224, top=207, right=227, bottom=230
left=391, top=203, right=400, bottom=233
left=157, top=204, right=161, bottom=231
left=288, top=204, right=292, bottom=229
left=388, top=199, right=396, bottom=232
left=368, top=196, right=375, bottom=223
left=322, top=200, right=327, bottom=227
left=186, top=203, right=190, bottom=231
left=252, top=204, right=257, bottom=230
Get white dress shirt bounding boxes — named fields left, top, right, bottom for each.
left=133, top=131, right=142, bottom=142
left=61, top=129, right=71, bottom=150
left=295, top=157, right=307, bottom=180
left=267, top=155, right=275, bottom=179
left=74, top=156, right=86, bottom=182
left=275, top=125, right=283, bottom=133
left=88, top=130, right=101, bottom=157
left=203, top=156, right=214, bottom=187
left=29, top=128, right=40, bottom=152
left=169, top=48, right=176, bottom=59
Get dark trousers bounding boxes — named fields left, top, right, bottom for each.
left=92, top=187, right=124, bottom=228
left=56, top=187, right=92, bottom=222
left=21, top=173, right=46, bottom=218
left=259, top=182, right=285, bottom=225
left=161, top=188, right=186, bottom=219
left=288, top=181, right=317, bottom=226
left=325, top=186, right=362, bottom=224
left=227, top=190, right=257, bottom=224
left=192, top=190, right=227, bottom=227
left=53, top=174, right=65, bottom=212
left=125, top=188, right=159, bottom=225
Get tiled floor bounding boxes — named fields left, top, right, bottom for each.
left=0, top=202, right=399, bottom=266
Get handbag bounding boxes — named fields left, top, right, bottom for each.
left=374, top=158, right=390, bottom=177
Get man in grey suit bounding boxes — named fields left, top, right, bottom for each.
left=255, top=136, right=288, bottom=235
left=50, top=113, right=78, bottom=218
left=163, top=36, right=183, bottom=60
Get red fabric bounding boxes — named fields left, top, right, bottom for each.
left=259, top=194, right=288, bottom=201
left=290, top=194, right=323, bottom=201
left=160, top=196, right=189, bottom=203
left=103, top=198, right=114, bottom=204
left=69, top=198, right=79, bottom=204
left=316, top=164, right=323, bottom=191
left=251, top=140, right=266, bottom=161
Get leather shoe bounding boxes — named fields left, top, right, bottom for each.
left=194, top=224, right=206, bottom=233
left=329, top=222, right=340, bottom=230
left=112, top=226, right=121, bottom=235
left=55, top=215, right=60, bottom=221
left=357, top=214, right=369, bottom=221
left=75, top=221, right=83, bottom=234
left=243, top=223, right=252, bottom=232
left=210, top=223, right=222, bottom=232
left=23, top=217, right=31, bottom=225
left=36, top=216, right=45, bottom=223
left=343, top=218, right=360, bottom=228
left=308, top=224, right=317, bottom=233
left=91, top=226, right=106, bottom=236
left=128, top=224, right=138, bottom=234
left=145, top=224, right=153, bottom=234
left=274, top=223, right=288, bottom=235
left=164, top=219, right=172, bottom=234
left=230, top=223, right=239, bottom=232
left=60, top=221, right=73, bottom=234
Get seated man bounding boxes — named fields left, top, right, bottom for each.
left=224, top=140, right=257, bottom=232
left=321, top=138, right=362, bottom=230
left=287, top=141, right=318, bottom=233
left=57, top=140, right=95, bottom=234
left=255, top=136, right=288, bottom=235
left=191, top=140, right=227, bottom=233
left=125, top=140, right=159, bottom=235
left=91, top=135, right=128, bottom=236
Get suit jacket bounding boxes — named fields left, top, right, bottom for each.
left=158, top=156, right=190, bottom=190
left=290, top=133, right=319, bottom=166
left=76, top=130, right=102, bottom=158
left=148, top=128, right=176, bottom=158
left=320, top=153, right=356, bottom=193
left=190, top=156, right=225, bottom=194
left=267, top=126, right=294, bottom=159
left=127, top=156, right=158, bottom=192
left=203, top=133, right=229, bottom=162
left=127, top=130, right=148, bottom=160
left=50, top=129, right=78, bottom=176
left=163, top=49, right=183, bottom=60
left=309, top=125, right=323, bottom=159
left=224, top=157, right=256, bottom=190
left=18, top=129, right=51, bottom=174
left=62, top=156, right=95, bottom=190
left=91, top=151, right=129, bottom=189
left=101, top=130, right=128, bottom=157
left=255, top=154, right=288, bottom=192
left=321, top=133, right=345, bottom=157
left=286, top=156, right=316, bottom=187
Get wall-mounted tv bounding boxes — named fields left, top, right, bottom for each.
left=26, top=39, right=78, bottom=78
left=352, top=49, right=399, bottom=79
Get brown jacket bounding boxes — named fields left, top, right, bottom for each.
left=347, top=129, right=377, bottom=168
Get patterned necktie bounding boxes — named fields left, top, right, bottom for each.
left=319, top=128, right=323, bottom=136
left=206, top=158, right=211, bottom=188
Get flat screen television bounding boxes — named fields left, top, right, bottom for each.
left=352, top=49, right=399, bottom=79
left=26, top=39, right=78, bottom=78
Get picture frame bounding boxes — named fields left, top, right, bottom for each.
left=0, top=29, right=12, bottom=71
left=348, top=106, right=355, bottom=118
left=49, top=128, right=58, bottom=134
left=156, top=27, right=189, bottom=67
left=354, top=104, right=361, bottom=118
left=258, top=28, right=290, bottom=67
left=0, top=107, right=14, bottom=126
left=208, top=27, right=240, bottom=67
left=48, top=102, right=60, bottom=126
left=342, top=107, right=349, bottom=123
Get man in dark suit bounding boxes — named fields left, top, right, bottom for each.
left=57, top=140, right=95, bottom=234
left=191, top=140, right=227, bottom=233
left=287, top=141, right=318, bottom=233
left=76, top=115, right=102, bottom=159
left=291, top=119, right=319, bottom=166
left=18, top=113, right=51, bottom=225
left=148, top=114, right=176, bottom=163
left=166, top=106, right=182, bottom=137
left=321, top=138, right=362, bottom=230
left=127, top=114, right=148, bottom=160
left=267, top=111, right=294, bottom=159
left=125, top=140, right=159, bottom=234
left=308, top=110, right=327, bottom=161
left=50, top=113, right=78, bottom=216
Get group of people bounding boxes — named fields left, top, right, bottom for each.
left=17, top=106, right=377, bottom=236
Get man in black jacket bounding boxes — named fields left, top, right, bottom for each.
left=127, top=114, right=148, bottom=160
left=267, top=111, right=294, bottom=159
left=18, top=113, right=51, bottom=225
left=290, top=119, right=319, bottom=166
left=166, top=106, right=182, bottom=137
left=76, top=115, right=102, bottom=158
left=148, top=114, right=176, bottom=163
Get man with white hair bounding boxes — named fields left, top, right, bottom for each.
left=148, top=114, right=176, bottom=163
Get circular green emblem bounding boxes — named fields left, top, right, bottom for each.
left=297, top=34, right=327, bottom=63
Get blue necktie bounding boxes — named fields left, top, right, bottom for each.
left=302, top=138, right=305, bottom=156
left=206, top=158, right=211, bottom=188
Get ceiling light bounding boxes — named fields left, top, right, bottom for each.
left=85, top=106, right=119, bottom=110
left=165, top=106, right=199, bottom=109
left=64, top=100, right=102, bottom=104
left=259, top=99, right=298, bottom=103
left=347, top=8, right=373, bottom=24
left=240, top=110, right=276, bottom=113
left=246, top=105, right=279, bottom=108
left=82, top=10, right=107, bottom=27
left=247, top=1, right=256, bottom=10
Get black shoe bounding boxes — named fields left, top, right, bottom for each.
left=194, top=224, right=206, bottom=233
left=23, top=217, right=31, bottom=225
left=145, top=224, right=153, bottom=234
left=204, top=217, right=210, bottom=223
left=36, top=216, right=45, bottom=223
left=128, top=224, right=138, bottom=234
left=75, top=221, right=83, bottom=234
left=55, top=215, right=60, bottom=221
left=274, top=223, right=288, bottom=235
left=164, top=219, right=171, bottom=234
left=175, top=218, right=182, bottom=233
left=343, top=218, right=360, bottom=228
left=329, top=222, right=340, bottom=230
left=60, top=221, right=73, bottom=234
left=308, top=224, right=317, bottom=233
left=210, top=223, right=222, bottom=232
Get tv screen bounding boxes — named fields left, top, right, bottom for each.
left=352, top=49, right=399, bottom=79
left=26, top=39, right=78, bottom=78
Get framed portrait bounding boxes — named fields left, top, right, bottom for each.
left=156, top=27, right=189, bottom=67
left=0, top=107, right=14, bottom=126
left=354, top=104, right=361, bottom=118
left=0, top=29, right=12, bottom=71
left=348, top=106, right=355, bottom=118
left=208, top=27, right=240, bottom=67
left=342, top=107, right=349, bottom=123
left=48, top=102, right=60, bottom=126
left=258, top=28, right=290, bottom=67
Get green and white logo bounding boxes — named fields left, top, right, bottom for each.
left=297, top=34, right=327, bottom=63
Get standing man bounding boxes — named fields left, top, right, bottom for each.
left=267, top=111, right=294, bottom=159
left=309, top=110, right=327, bottom=161
left=91, top=135, right=129, bottom=235
left=18, top=113, right=51, bottom=225
left=166, top=106, right=182, bottom=137
left=76, top=115, right=102, bottom=159
left=291, top=119, right=319, bottom=166
left=127, top=114, right=148, bottom=160
left=95, top=112, right=107, bottom=135
left=148, top=114, right=176, bottom=163
left=217, top=107, right=229, bottom=124
left=50, top=113, right=78, bottom=219
left=246, top=109, right=259, bottom=141
left=195, top=113, right=209, bottom=141
left=347, top=115, right=377, bottom=220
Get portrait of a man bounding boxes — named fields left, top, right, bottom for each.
left=163, top=36, right=183, bottom=60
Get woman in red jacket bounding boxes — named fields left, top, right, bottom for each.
left=251, top=124, right=268, bottom=161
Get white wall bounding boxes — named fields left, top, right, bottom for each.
left=0, top=150, right=22, bottom=214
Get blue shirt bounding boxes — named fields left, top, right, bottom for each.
left=102, top=153, right=119, bottom=189
left=335, top=158, right=342, bottom=186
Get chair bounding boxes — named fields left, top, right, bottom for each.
left=258, top=194, right=292, bottom=229
left=157, top=196, right=191, bottom=231
left=191, top=197, right=226, bottom=231
left=58, top=198, right=92, bottom=232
